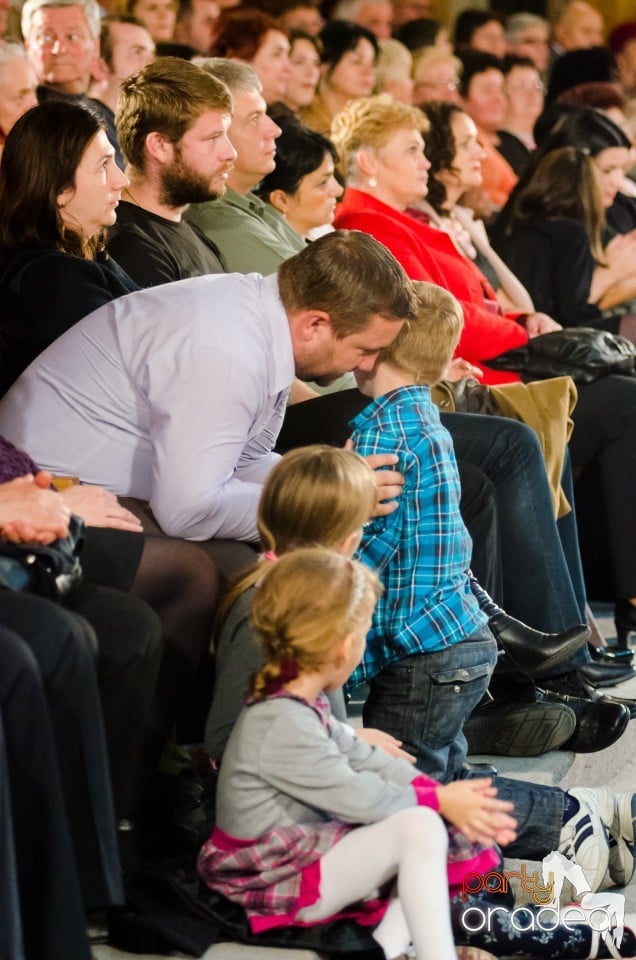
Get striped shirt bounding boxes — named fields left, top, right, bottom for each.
left=348, top=385, right=487, bottom=688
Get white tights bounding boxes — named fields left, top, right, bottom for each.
left=295, top=807, right=456, bottom=960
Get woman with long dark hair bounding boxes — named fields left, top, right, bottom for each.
left=0, top=99, right=135, bottom=393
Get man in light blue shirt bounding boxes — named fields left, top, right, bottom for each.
left=0, top=231, right=415, bottom=541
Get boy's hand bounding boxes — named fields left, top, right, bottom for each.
left=437, top=778, right=517, bottom=847
left=344, top=441, right=404, bottom=517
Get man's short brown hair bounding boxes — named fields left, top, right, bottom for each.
left=380, top=281, right=463, bottom=385
left=277, top=230, right=417, bottom=337
left=116, top=56, right=233, bottom=171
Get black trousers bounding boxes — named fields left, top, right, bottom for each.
left=0, top=593, right=126, bottom=960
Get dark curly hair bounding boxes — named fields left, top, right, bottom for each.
left=419, top=100, right=465, bottom=213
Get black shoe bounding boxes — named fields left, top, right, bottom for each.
left=464, top=699, right=577, bottom=757
left=535, top=687, right=630, bottom=752
left=459, top=760, right=498, bottom=778
left=488, top=613, right=590, bottom=679
left=615, top=599, right=636, bottom=650
left=539, top=670, right=636, bottom=719
left=589, top=643, right=633, bottom=663
left=577, top=660, right=636, bottom=688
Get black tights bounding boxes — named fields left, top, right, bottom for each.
left=131, top=535, right=219, bottom=765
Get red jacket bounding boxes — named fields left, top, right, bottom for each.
left=334, top=188, right=527, bottom=384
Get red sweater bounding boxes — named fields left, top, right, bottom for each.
left=334, top=188, right=528, bottom=384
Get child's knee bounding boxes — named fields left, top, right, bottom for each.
left=394, top=806, right=448, bottom=853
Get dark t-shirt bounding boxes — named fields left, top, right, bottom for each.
left=107, top=201, right=226, bottom=287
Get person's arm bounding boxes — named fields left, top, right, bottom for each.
left=56, top=485, right=143, bottom=532
left=146, top=338, right=283, bottom=541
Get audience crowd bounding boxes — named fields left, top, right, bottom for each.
left=1, top=0, right=636, bottom=958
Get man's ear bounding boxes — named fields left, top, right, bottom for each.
left=90, top=55, right=109, bottom=84
left=145, top=130, right=174, bottom=164
left=292, top=308, right=333, bottom=344
left=268, top=188, right=290, bottom=216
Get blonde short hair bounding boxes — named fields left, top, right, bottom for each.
left=379, top=281, right=464, bottom=385
left=376, top=37, right=412, bottom=87
left=330, top=92, right=428, bottom=180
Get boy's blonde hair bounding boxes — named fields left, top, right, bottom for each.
left=216, top=446, right=377, bottom=641
left=379, top=281, right=463, bottom=385
left=250, top=547, right=381, bottom=701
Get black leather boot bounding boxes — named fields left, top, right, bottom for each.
left=470, top=575, right=590, bottom=679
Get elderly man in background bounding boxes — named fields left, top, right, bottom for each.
left=0, top=41, right=37, bottom=152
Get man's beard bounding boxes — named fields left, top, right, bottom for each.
left=159, top=148, right=228, bottom=207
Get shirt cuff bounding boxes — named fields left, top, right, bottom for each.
left=411, top=773, right=440, bottom=811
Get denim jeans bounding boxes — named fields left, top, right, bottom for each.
left=362, top=625, right=498, bottom=782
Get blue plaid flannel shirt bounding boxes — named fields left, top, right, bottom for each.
left=348, top=385, right=487, bottom=689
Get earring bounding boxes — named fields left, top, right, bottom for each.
left=368, top=177, right=378, bottom=188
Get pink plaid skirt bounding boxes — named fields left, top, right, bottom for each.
left=198, top=819, right=498, bottom=933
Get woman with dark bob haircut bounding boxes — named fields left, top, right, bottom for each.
left=0, top=99, right=135, bottom=390
left=210, top=8, right=291, bottom=105
left=299, top=20, right=378, bottom=134
left=255, top=113, right=341, bottom=236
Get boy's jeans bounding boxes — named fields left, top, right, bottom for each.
left=362, top=625, right=497, bottom=782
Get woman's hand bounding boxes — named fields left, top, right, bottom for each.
left=444, top=358, right=484, bottom=381
left=437, top=778, right=517, bottom=847
left=357, top=727, right=416, bottom=763
left=0, top=475, right=71, bottom=544
left=58, top=484, right=143, bottom=532
left=524, top=313, right=562, bottom=337
left=344, top=441, right=404, bottom=517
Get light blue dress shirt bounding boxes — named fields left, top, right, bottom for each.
left=0, top=272, right=294, bottom=541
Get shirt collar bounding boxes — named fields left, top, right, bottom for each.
left=349, top=384, right=431, bottom=431
left=261, top=272, right=295, bottom=395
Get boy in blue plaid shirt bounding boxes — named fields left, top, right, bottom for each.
left=349, top=281, right=498, bottom=781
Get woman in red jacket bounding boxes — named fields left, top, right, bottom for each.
left=331, top=93, right=636, bottom=643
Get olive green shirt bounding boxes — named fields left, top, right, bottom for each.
left=185, top=188, right=305, bottom=275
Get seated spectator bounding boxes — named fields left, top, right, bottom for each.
left=552, top=0, right=604, bottom=57
left=420, top=100, right=535, bottom=316
left=0, top=41, right=37, bottom=156
left=107, top=57, right=232, bottom=285
left=331, top=93, right=636, bottom=633
left=263, top=0, right=323, bottom=37
left=498, top=54, right=544, bottom=174
left=186, top=59, right=305, bottom=272
left=504, top=12, right=550, bottom=75
left=391, top=0, right=432, bottom=31
left=375, top=36, right=413, bottom=102
left=210, top=8, right=290, bottom=105
left=453, top=8, right=506, bottom=59
left=299, top=19, right=377, bottom=134
left=546, top=45, right=618, bottom=106
left=21, top=0, right=122, bottom=154
left=393, top=16, right=450, bottom=54
left=492, top=146, right=636, bottom=338
left=608, top=21, right=636, bottom=95
left=458, top=51, right=518, bottom=209
left=0, top=232, right=415, bottom=542
left=173, top=0, right=219, bottom=54
left=254, top=113, right=341, bottom=237
left=331, top=0, right=392, bottom=39
left=557, top=79, right=632, bottom=138
left=412, top=46, right=461, bottom=104
left=89, top=15, right=156, bottom=116
left=0, top=100, right=133, bottom=393
left=270, top=28, right=321, bottom=114
left=114, top=0, right=177, bottom=43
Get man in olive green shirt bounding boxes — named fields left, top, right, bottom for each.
left=185, top=59, right=305, bottom=274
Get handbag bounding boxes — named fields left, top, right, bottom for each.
left=0, top=514, right=85, bottom=599
left=487, top=327, right=636, bottom=384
